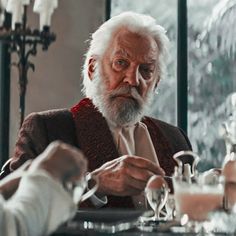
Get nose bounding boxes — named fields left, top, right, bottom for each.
left=123, top=66, right=140, bottom=87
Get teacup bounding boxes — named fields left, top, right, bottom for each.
left=173, top=174, right=224, bottom=221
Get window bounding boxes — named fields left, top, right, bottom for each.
left=111, top=0, right=236, bottom=171
left=111, top=0, right=177, bottom=125
left=188, top=0, right=236, bottom=170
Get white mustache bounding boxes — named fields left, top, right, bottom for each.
left=109, top=86, right=142, bottom=102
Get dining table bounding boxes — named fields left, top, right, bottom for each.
left=50, top=209, right=232, bottom=236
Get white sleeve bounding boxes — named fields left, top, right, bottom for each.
left=0, top=169, right=77, bottom=236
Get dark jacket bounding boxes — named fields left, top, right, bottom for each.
left=4, top=98, right=192, bottom=208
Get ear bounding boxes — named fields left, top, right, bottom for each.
left=88, top=57, right=97, bottom=81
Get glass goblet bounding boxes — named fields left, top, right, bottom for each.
left=173, top=174, right=225, bottom=233
left=145, top=175, right=169, bottom=221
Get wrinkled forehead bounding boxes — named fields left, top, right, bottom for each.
left=104, top=28, right=159, bottom=62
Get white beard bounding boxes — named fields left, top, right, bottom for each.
left=87, top=64, right=154, bottom=127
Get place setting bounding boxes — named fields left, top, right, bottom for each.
left=54, top=149, right=235, bottom=235
left=55, top=112, right=236, bottom=235
left=138, top=150, right=230, bottom=235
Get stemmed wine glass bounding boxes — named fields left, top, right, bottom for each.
left=173, top=173, right=225, bottom=233
left=145, top=175, right=169, bottom=221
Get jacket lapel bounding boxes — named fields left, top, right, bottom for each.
left=71, top=98, right=134, bottom=208
left=71, top=98, right=176, bottom=176
left=71, top=98, right=120, bottom=171
left=142, top=117, right=177, bottom=177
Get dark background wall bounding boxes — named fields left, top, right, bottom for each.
left=9, top=0, right=106, bottom=156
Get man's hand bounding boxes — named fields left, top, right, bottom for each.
left=29, top=141, right=88, bottom=185
left=0, top=141, right=88, bottom=199
left=91, top=155, right=165, bottom=196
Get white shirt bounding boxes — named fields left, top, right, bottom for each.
left=0, top=169, right=77, bottom=236
left=110, top=121, right=160, bottom=208
left=110, top=121, right=159, bottom=165
left=90, top=120, right=159, bottom=208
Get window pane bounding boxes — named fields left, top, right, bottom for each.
left=111, top=0, right=177, bottom=125
left=188, top=0, right=236, bottom=170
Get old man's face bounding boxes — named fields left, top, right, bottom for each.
left=89, top=29, right=159, bottom=126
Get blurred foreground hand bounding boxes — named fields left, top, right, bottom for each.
left=0, top=141, right=88, bottom=199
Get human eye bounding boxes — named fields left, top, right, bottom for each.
left=139, top=64, right=155, bottom=79
left=112, top=58, right=129, bottom=71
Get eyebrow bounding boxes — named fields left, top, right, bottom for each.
left=113, top=49, right=129, bottom=57
left=113, top=48, right=157, bottom=65
left=114, top=50, right=156, bottom=64
left=144, top=60, right=157, bottom=64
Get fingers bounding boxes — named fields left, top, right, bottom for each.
left=58, top=142, right=88, bottom=178
left=117, top=180, right=145, bottom=196
left=122, top=155, right=165, bottom=176
left=52, top=142, right=88, bottom=182
left=95, top=169, right=145, bottom=196
left=93, top=155, right=165, bottom=196
left=29, top=141, right=87, bottom=183
left=124, top=162, right=154, bottom=182
left=120, top=158, right=164, bottom=194
left=125, top=174, right=147, bottom=193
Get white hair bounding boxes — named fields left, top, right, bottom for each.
left=82, top=11, right=170, bottom=97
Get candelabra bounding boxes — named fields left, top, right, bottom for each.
left=0, top=0, right=57, bottom=126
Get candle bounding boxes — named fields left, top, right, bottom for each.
left=0, top=10, right=4, bottom=28
left=0, top=0, right=7, bottom=9
left=22, top=0, right=30, bottom=5
left=6, top=0, right=24, bottom=29
left=33, top=0, right=58, bottom=31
